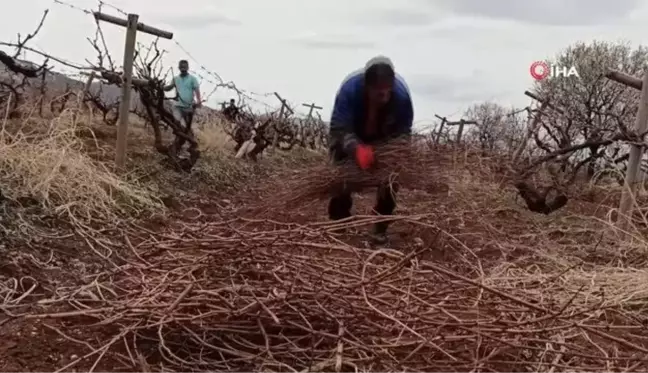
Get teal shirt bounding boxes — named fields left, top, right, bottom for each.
left=173, top=74, right=199, bottom=108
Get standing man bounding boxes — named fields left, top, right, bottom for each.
left=223, top=98, right=239, bottom=121
left=164, top=59, right=202, bottom=132
left=328, top=55, right=414, bottom=244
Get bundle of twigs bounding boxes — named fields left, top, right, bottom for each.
left=17, top=219, right=648, bottom=372
left=269, top=140, right=450, bottom=207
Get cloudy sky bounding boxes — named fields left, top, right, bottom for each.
left=1, top=0, right=647, bottom=129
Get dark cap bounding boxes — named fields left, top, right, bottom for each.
left=364, top=55, right=395, bottom=87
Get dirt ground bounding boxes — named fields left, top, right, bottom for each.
left=1, top=149, right=645, bottom=371
left=0, top=180, right=445, bottom=371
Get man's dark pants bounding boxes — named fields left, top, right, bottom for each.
left=172, top=105, right=194, bottom=133
left=327, top=147, right=399, bottom=234
left=172, top=105, right=195, bottom=149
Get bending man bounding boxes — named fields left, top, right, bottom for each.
left=328, top=56, right=414, bottom=244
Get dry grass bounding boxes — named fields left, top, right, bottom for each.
left=194, top=117, right=235, bottom=155
left=0, top=110, right=162, bottom=224
left=0, top=103, right=325, bottom=231
left=190, top=117, right=327, bottom=194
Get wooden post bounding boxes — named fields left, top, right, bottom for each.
left=434, top=114, right=448, bottom=143
left=93, top=11, right=173, bottom=169
left=455, top=119, right=465, bottom=143
left=273, top=92, right=293, bottom=148
left=301, top=102, right=322, bottom=148
left=273, top=105, right=283, bottom=148
left=612, top=69, right=648, bottom=229
left=302, top=102, right=322, bottom=119
left=435, top=114, right=477, bottom=145
left=437, top=119, right=446, bottom=143
left=437, top=120, right=445, bottom=143
left=273, top=92, right=293, bottom=118
left=605, top=71, right=642, bottom=90
left=114, top=14, right=138, bottom=169
left=93, top=12, right=173, bottom=39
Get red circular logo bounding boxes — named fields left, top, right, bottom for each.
left=530, top=61, right=550, bottom=80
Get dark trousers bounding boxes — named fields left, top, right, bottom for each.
left=172, top=106, right=194, bottom=132
left=328, top=181, right=399, bottom=233
left=327, top=144, right=399, bottom=233
left=171, top=106, right=195, bottom=150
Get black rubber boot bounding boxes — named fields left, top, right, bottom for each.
left=368, top=222, right=388, bottom=244
left=328, top=194, right=353, bottom=233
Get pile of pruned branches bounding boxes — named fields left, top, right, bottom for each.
left=8, top=216, right=648, bottom=372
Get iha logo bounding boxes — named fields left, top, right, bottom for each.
left=530, top=61, right=580, bottom=80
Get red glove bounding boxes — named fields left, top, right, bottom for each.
left=355, top=144, right=375, bottom=170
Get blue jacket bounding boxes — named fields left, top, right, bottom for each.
left=329, top=68, right=413, bottom=157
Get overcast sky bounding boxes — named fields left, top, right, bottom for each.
left=2, top=0, right=648, bottom=129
